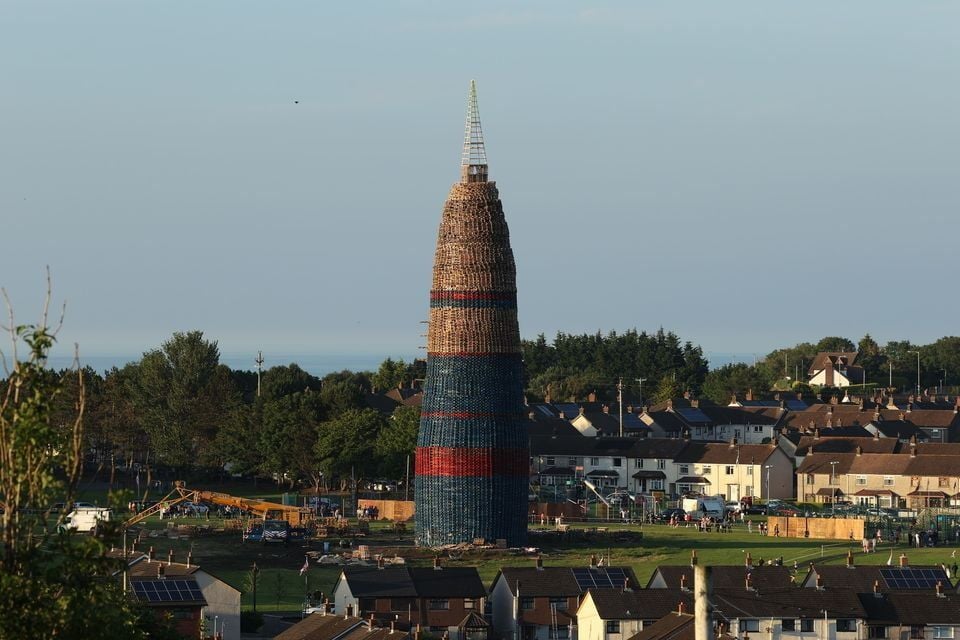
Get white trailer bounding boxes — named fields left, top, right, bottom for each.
left=63, top=507, right=112, bottom=534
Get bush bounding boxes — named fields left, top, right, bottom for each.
left=240, top=611, right=264, bottom=633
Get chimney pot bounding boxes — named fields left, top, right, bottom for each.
left=846, top=550, right=854, bottom=567
left=157, top=563, right=165, bottom=580
left=536, top=555, right=543, bottom=570
left=433, top=557, right=441, bottom=570
left=168, top=549, right=174, bottom=565
left=186, top=552, right=192, bottom=568
left=590, top=554, right=598, bottom=568
left=690, top=550, right=698, bottom=566
left=899, top=554, right=908, bottom=567
left=148, top=546, right=155, bottom=561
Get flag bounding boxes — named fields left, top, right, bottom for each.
left=886, top=550, right=893, bottom=566
left=300, top=555, right=310, bottom=576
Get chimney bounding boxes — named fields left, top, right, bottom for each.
left=589, top=391, right=597, bottom=403
left=148, top=546, right=155, bottom=561
left=528, top=411, right=536, bottom=421
left=856, top=446, right=862, bottom=456
left=667, top=399, right=674, bottom=411
left=746, top=389, right=754, bottom=402
left=936, top=581, right=945, bottom=598
left=690, top=550, right=698, bottom=566
left=873, top=580, right=881, bottom=597
left=536, top=555, right=543, bottom=570
left=579, top=406, right=585, bottom=416
left=691, top=398, right=699, bottom=409
left=433, top=557, right=441, bottom=571
left=186, top=552, right=192, bottom=568
left=391, top=621, right=396, bottom=633
left=602, top=404, right=609, bottom=414
left=745, top=553, right=753, bottom=569
left=745, top=573, right=753, bottom=592
left=815, top=574, right=824, bottom=591
left=623, top=578, right=631, bottom=593
left=694, top=564, right=712, bottom=640
left=825, top=360, right=835, bottom=387
left=680, top=574, right=688, bottom=591
left=730, top=394, right=738, bottom=406
left=846, top=550, right=854, bottom=568
left=378, top=555, right=385, bottom=570
left=590, top=554, right=598, bottom=568
left=168, top=549, right=174, bottom=565
left=899, top=554, right=908, bottom=567
left=814, top=428, right=820, bottom=440
left=157, top=563, right=165, bottom=580
left=369, top=614, right=375, bottom=631
left=830, top=395, right=839, bottom=406
left=873, top=430, right=880, bottom=441
left=558, top=411, right=565, bottom=419
left=729, top=437, right=737, bottom=448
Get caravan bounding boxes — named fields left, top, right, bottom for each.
left=680, top=495, right=725, bottom=519
left=62, top=507, right=112, bottom=534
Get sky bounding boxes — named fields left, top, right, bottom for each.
left=2, top=1, right=958, bottom=372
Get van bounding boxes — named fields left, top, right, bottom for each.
left=63, top=507, right=112, bottom=534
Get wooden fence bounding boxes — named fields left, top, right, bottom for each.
left=767, top=516, right=865, bottom=541
left=358, top=499, right=415, bottom=522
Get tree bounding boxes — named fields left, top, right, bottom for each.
left=0, top=280, right=148, bottom=638
left=701, top=364, right=770, bottom=405
left=127, top=331, right=234, bottom=468
left=816, top=336, right=856, bottom=353
left=651, top=375, right=681, bottom=404
left=371, top=357, right=408, bottom=392
left=376, top=405, right=420, bottom=478
left=314, top=409, right=386, bottom=485
left=258, top=391, right=323, bottom=488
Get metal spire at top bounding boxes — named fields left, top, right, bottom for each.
left=460, top=80, right=488, bottom=183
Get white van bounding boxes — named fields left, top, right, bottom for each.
left=63, top=507, right=113, bottom=534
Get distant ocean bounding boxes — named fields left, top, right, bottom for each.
left=45, top=351, right=752, bottom=376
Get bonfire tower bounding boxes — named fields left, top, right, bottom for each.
left=415, top=82, right=528, bottom=546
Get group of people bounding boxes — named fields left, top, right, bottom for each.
left=356, top=505, right=379, bottom=520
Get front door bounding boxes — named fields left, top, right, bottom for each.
left=727, top=485, right=740, bottom=501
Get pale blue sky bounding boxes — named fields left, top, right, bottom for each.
left=2, top=1, right=958, bottom=368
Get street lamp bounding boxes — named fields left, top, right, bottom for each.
left=764, top=465, right=772, bottom=502
left=829, top=462, right=839, bottom=515
left=908, top=350, right=921, bottom=394
left=636, top=378, right=647, bottom=407
left=941, top=370, right=947, bottom=394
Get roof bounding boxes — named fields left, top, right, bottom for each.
left=584, top=588, right=692, bottom=621
left=274, top=614, right=366, bottom=640
left=339, top=567, right=416, bottom=597
left=632, top=470, right=666, bottom=480
left=712, top=586, right=865, bottom=620
left=628, top=612, right=694, bottom=640
left=128, top=559, right=199, bottom=578
left=808, top=352, right=859, bottom=376
left=673, top=442, right=779, bottom=465
left=495, top=566, right=640, bottom=597
left=458, top=612, right=489, bottom=629
left=857, top=592, right=960, bottom=625
left=802, top=564, right=950, bottom=593
left=129, top=577, right=207, bottom=607
left=794, top=436, right=898, bottom=457
left=539, top=467, right=575, bottom=476
left=676, top=476, right=710, bottom=484
left=408, top=567, right=486, bottom=598
left=587, top=470, right=620, bottom=478
left=648, top=566, right=793, bottom=592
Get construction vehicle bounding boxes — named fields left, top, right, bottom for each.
left=123, top=481, right=314, bottom=531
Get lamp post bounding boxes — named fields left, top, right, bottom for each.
left=251, top=562, right=260, bottom=614
left=764, top=465, right=772, bottom=501
left=908, top=350, right=921, bottom=394
left=636, top=378, right=647, bottom=407
left=941, top=370, right=947, bottom=394
left=829, top=462, right=839, bottom=515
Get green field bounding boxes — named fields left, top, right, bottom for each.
left=74, top=482, right=960, bottom=612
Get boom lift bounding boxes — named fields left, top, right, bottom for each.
left=123, top=481, right=314, bottom=529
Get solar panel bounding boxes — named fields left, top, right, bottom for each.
left=676, top=408, right=711, bottom=423
left=132, top=579, right=204, bottom=603
left=880, top=568, right=948, bottom=589
left=572, top=568, right=631, bottom=590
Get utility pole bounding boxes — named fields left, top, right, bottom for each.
left=635, top=378, right=647, bottom=408
left=617, top=377, right=624, bottom=437
left=889, top=361, right=893, bottom=388
left=255, top=350, right=264, bottom=398
left=909, top=350, right=921, bottom=394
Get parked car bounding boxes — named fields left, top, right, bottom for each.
left=769, top=504, right=802, bottom=516
left=654, top=508, right=687, bottom=523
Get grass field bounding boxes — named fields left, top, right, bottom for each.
left=72, top=481, right=960, bottom=612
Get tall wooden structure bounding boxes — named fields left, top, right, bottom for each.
left=415, top=82, right=528, bottom=546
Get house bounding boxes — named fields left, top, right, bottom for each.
left=275, top=610, right=411, bottom=640
left=488, top=558, right=640, bottom=640
left=857, top=590, right=960, bottom=640
left=332, top=562, right=486, bottom=640
left=625, top=611, right=695, bottom=640
left=121, top=549, right=240, bottom=640
left=576, top=588, right=691, bottom=640
left=128, top=565, right=208, bottom=639
left=670, top=442, right=793, bottom=501
left=807, top=352, right=865, bottom=387
left=709, top=584, right=865, bottom=638
left=796, top=442, right=960, bottom=508
left=646, top=563, right=793, bottom=591
left=801, top=557, right=950, bottom=594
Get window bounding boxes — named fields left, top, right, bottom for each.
left=613, top=458, right=622, bottom=467
left=782, top=619, right=796, bottom=632
left=657, top=459, right=665, bottom=470
left=635, top=459, right=644, bottom=468
left=933, top=627, right=955, bottom=639
left=725, top=466, right=735, bottom=475
left=867, top=626, right=887, bottom=639
left=391, top=598, right=414, bottom=612
left=679, top=464, right=690, bottom=474
left=430, top=627, right=446, bottom=633
left=520, top=597, right=534, bottom=610
left=429, top=599, right=449, bottom=610
left=837, top=620, right=856, bottom=633
left=590, top=458, right=599, bottom=466
left=606, top=621, right=621, bottom=634
left=464, top=598, right=476, bottom=610
left=546, top=457, right=555, bottom=466
left=746, top=467, right=753, bottom=476
left=940, top=477, right=951, bottom=488
left=910, top=627, right=924, bottom=639
left=650, top=479, right=664, bottom=491
left=754, top=425, right=763, bottom=433
left=883, top=476, right=894, bottom=486
left=800, top=619, right=814, bottom=632
left=568, top=458, right=577, bottom=466
left=553, top=628, right=570, bottom=640
left=549, top=597, right=567, bottom=611
left=359, top=598, right=376, bottom=612
left=856, top=475, right=867, bottom=486
left=701, top=465, right=712, bottom=475
left=807, top=474, right=815, bottom=485
left=741, top=620, right=760, bottom=633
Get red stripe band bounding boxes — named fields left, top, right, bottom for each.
left=415, top=447, right=529, bottom=478
left=428, top=352, right=522, bottom=357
